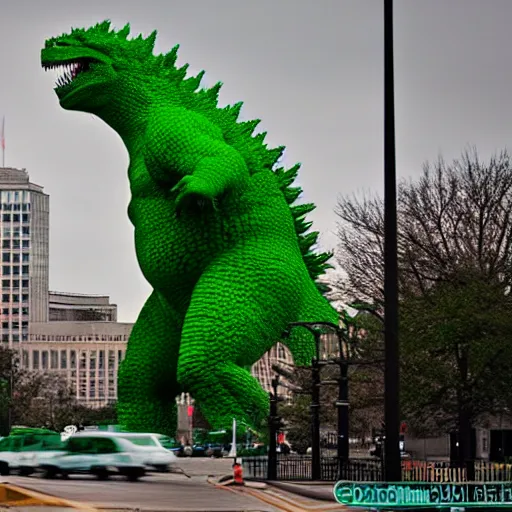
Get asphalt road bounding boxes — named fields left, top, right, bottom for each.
left=2, top=458, right=278, bottom=511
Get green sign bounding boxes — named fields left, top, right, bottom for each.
left=333, top=481, right=512, bottom=508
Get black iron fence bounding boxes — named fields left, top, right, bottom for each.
left=242, top=455, right=512, bottom=482
left=242, top=455, right=382, bottom=482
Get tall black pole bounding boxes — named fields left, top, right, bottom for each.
left=267, top=377, right=279, bottom=480
left=337, top=360, right=349, bottom=464
left=311, top=332, right=321, bottom=481
left=384, top=0, right=401, bottom=482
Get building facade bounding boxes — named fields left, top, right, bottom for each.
left=49, top=291, right=117, bottom=322
left=23, top=321, right=131, bottom=407
left=0, top=167, right=49, bottom=347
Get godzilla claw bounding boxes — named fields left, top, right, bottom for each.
left=171, top=175, right=216, bottom=216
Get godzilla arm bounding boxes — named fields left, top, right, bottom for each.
left=144, top=109, right=250, bottom=213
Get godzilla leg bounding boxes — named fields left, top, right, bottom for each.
left=117, top=291, right=182, bottom=437
left=176, top=250, right=302, bottom=433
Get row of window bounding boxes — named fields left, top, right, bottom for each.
left=0, top=204, right=30, bottom=212
left=0, top=191, right=30, bottom=204
left=2, top=240, right=29, bottom=250
left=2, top=227, right=29, bottom=237
left=1, top=214, right=29, bottom=223
left=2, top=279, right=29, bottom=289
left=2, top=253, right=29, bottom=263
left=1, top=334, right=28, bottom=342
left=29, top=334, right=129, bottom=342
left=1, top=307, right=29, bottom=316
left=24, top=349, right=125, bottom=371
left=1, top=294, right=29, bottom=302
left=1, top=321, right=28, bottom=329
left=1, top=267, right=29, bottom=276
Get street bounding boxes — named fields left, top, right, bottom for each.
left=1, top=458, right=279, bottom=511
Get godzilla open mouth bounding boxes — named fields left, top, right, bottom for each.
left=42, top=59, right=93, bottom=90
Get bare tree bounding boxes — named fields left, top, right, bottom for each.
left=334, top=148, right=512, bottom=470
left=335, top=148, right=512, bottom=305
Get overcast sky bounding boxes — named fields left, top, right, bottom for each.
left=0, top=0, right=511, bottom=322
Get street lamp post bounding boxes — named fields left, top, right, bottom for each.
left=267, top=375, right=280, bottom=480
left=383, top=0, right=401, bottom=482
left=287, top=321, right=347, bottom=481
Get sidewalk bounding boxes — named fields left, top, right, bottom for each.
left=266, top=481, right=336, bottom=502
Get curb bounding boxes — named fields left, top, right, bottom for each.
left=265, top=481, right=336, bottom=502
left=0, top=482, right=100, bottom=510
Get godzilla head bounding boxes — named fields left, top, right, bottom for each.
left=41, top=20, right=157, bottom=113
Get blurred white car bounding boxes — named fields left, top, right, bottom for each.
left=74, top=431, right=177, bottom=472
left=0, top=430, right=64, bottom=476
left=36, top=434, right=146, bottom=481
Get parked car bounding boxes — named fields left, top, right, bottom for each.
left=36, top=434, right=147, bottom=481
left=0, top=428, right=64, bottom=476
left=74, top=431, right=177, bottom=472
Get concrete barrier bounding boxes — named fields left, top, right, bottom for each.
left=0, top=482, right=99, bottom=510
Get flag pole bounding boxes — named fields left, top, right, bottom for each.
left=1, top=117, right=5, bottom=168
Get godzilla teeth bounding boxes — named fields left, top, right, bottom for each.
left=46, top=61, right=86, bottom=88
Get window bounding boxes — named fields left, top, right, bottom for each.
left=12, top=308, right=18, bottom=315
left=2, top=227, right=9, bottom=237
left=22, top=214, right=29, bottom=223
left=21, top=240, right=28, bottom=249
left=42, top=351, right=48, bottom=370
left=22, top=226, right=29, bottom=236
left=12, top=214, right=19, bottom=223
left=1, top=309, right=7, bottom=315
left=2, top=267, right=9, bottom=276
left=12, top=280, right=18, bottom=288
left=13, top=295, right=19, bottom=302
left=22, top=294, right=28, bottom=302
left=13, top=240, right=20, bottom=249
left=12, top=333, right=19, bottom=342
left=122, top=436, right=158, bottom=447
left=12, top=267, right=19, bottom=276
left=33, top=351, right=39, bottom=370
left=21, top=280, right=28, bottom=289
left=1, top=294, right=9, bottom=302
left=21, top=266, right=28, bottom=275
left=1, top=322, right=7, bottom=329
left=12, top=254, right=19, bottom=263
left=1, top=335, right=8, bottom=343
left=22, top=350, right=28, bottom=367
left=21, top=254, right=29, bottom=263
left=70, top=350, right=76, bottom=369
left=50, top=350, right=58, bottom=369
left=21, top=307, right=28, bottom=315
left=1, top=214, right=9, bottom=222
left=1, top=241, right=9, bottom=249
left=2, top=254, right=9, bottom=263
left=1, top=280, right=9, bottom=288
left=93, top=438, right=118, bottom=454
left=99, top=350, right=105, bottom=369
left=60, top=350, right=67, bottom=369
left=118, top=350, right=123, bottom=363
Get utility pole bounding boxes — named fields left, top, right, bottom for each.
left=267, top=376, right=279, bottom=480
left=383, top=0, right=401, bottom=482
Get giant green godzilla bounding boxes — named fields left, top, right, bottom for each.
left=41, top=21, right=338, bottom=436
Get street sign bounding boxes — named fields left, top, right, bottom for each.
left=333, top=481, right=512, bottom=508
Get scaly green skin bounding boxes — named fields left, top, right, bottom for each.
left=41, top=21, right=338, bottom=437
